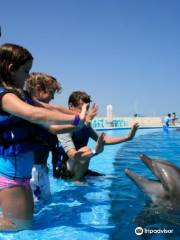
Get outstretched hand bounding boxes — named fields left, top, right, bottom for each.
left=85, top=103, right=98, bottom=125
left=95, top=132, right=106, bottom=154
left=76, top=146, right=93, bottom=159
left=79, top=103, right=89, bottom=122
left=127, top=122, right=139, bottom=140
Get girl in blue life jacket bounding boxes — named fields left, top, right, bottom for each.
left=0, top=43, right=90, bottom=231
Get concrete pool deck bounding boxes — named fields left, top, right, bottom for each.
left=91, top=117, right=177, bottom=130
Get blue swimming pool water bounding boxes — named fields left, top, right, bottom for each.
left=0, top=128, right=180, bottom=240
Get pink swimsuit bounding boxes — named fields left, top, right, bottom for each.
left=0, top=175, right=30, bottom=190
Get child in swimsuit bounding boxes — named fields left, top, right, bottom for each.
left=0, top=43, right=90, bottom=230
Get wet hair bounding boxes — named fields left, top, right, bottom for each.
left=68, top=91, right=92, bottom=107
left=168, top=113, right=171, bottom=117
left=25, top=72, right=62, bottom=96
left=0, top=43, right=33, bottom=95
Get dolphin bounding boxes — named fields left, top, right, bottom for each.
left=125, top=154, right=180, bottom=207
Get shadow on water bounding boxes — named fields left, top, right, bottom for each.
left=0, top=176, right=113, bottom=240
left=33, top=180, right=113, bottom=236
left=108, top=130, right=180, bottom=240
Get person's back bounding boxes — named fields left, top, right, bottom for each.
left=163, top=114, right=171, bottom=126
left=163, top=113, right=171, bottom=133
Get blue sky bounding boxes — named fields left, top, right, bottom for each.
left=1, top=0, right=180, bottom=116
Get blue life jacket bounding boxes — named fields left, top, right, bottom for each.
left=34, top=125, right=62, bottom=166
left=0, top=87, right=41, bottom=156
left=34, top=125, right=59, bottom=150
left=72, top=125, right=91, bottom=150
